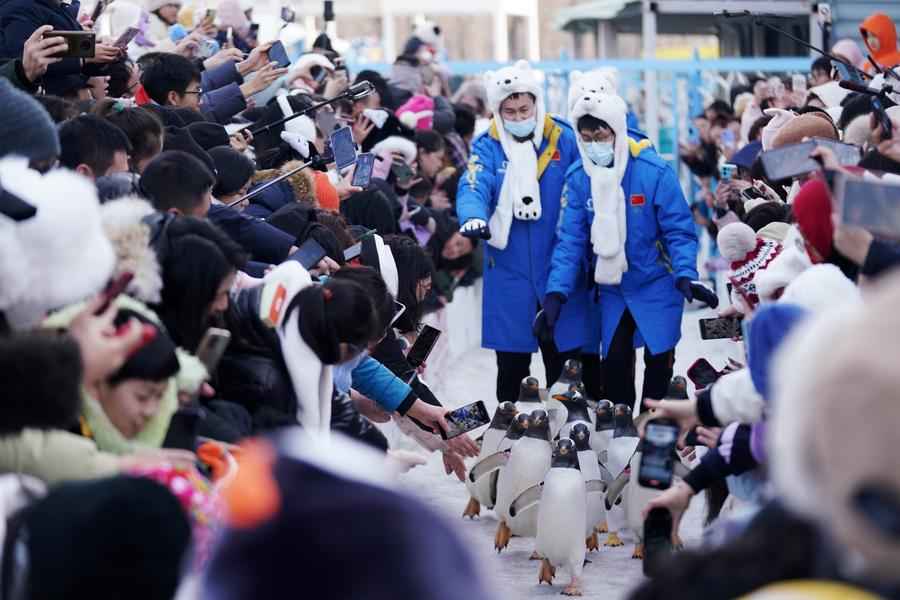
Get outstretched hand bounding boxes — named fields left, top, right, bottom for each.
left=676, top=277, right=719, bottom=308
left=460, top=218, right=491, bottom=240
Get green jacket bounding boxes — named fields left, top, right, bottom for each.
left=0, top=428, right=118, bottom=486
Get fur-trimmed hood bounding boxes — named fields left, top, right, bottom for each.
left=99, top=196, right=163, bottom=304
left=253, top=161, right=318, bottom=208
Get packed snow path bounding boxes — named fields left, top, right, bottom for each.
left=395, top=304, right=734, bottom=599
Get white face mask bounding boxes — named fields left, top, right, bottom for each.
left=585, top=141, right=614, bottom=167
left=503, top=116, right=536, bottom=138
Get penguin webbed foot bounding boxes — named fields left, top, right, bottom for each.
left=462, top=497, right=481, bottom=519
left=529, top=551, right=542, bottom=561
left=562, top=578, right=582, bottom=596
left=586, top=531, right=599, bottom=552
left=631, top=542, right=643, bottom=559
left=673, top=532, right=684, bottom=551
left=596, top=522, right=608, bottom=534
left=604, top=531, right=625, bottom=547
left=494, top=521, right=511, bottom=552
left=538, top=558, right=556, bottom=585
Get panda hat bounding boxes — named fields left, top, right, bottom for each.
left=568, top=89, right=630, bottom=285
left=482, top=60, right=545, bottom=250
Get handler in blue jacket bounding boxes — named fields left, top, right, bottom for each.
left=538, top=90, right=718, bottom=410
left=456, top=60, right=590, bottom=404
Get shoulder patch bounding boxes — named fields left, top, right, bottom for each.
left=628, top=138, right=652, bottom=158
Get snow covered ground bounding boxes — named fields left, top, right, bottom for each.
left=392, top=302, right=740, bottom=599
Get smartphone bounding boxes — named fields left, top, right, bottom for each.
left=683, top=426, right=706, bottom=447
left=391, top=161, right=415, bottom=184
left=720, top=129, right=735, bottom=148
left=343, top=242, right=362, bottom=262
left=162, top=405, right=206, bottom=451
left=113, top=26, right=140, bottom=49
left=811, top=137, right=862, bottom=167
left=440, top=400, right=490, bottom=440
left=832, top=60, right=866, bottom=85
left=205, top=8, right=217, bottom=21
left=833, top=172, right=900, bottom=241
left=638, top=419, right=680, bottom=489
left=699, top=316, right=742, bottom=340
left=44, top=31, right=96, bottom=59
left=280, top=6, right=295, bottom=22
left=351, top=152, right=375, bottom=188
left=268, top=40, right=291, bottom=70
left=310, top=65, right=328, bottom=85
left=90, top=0, right=106, bottom=23
left=719, top=163, right=736, bottom=181
left=95, top=271, right=134, bottom=315
left=643, top=507, right=674, bottom=577
left=687, top=358, right=722, bottom=390
left=740, top=186, right=768, bottom=203
left=406, top=324, right=441, bottom=369
left=760, top=141, right=820, bottom=181
left=330, top=127, right=357, bottom=171
left=195, top=327, right=231, bottom=374
left=285, top=238, right=327, bottom=270
left=872, top=96, right=893, bottom=141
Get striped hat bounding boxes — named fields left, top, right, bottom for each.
left=718, top=222, right=783, bottom=308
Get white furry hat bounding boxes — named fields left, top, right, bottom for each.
left=412, top=21, right=442, bottom=48
left=99, top=196, right=163, bottom=304
left=0, top=158, right=115, bottom=329
left=567, top=69, right=618, bottom=112
left=779, top=263, right=860, bottom=313
left=371, top=136, right=417, bottom=165
left=732, top=92, right=755, bottom=120
left=842, top=114, right=874, bottom=148
left=107, top=0, right=142, bottom=39
left=484, top=60, right=545, bottom=150
left=276, top=94, right=316, bottom=140
left=754, top=244, right=811, bottom=303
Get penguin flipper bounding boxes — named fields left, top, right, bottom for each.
left=597, top=462, right=614, bottom=487
left=509, top=483, right=543, bottom=518
left=585, top=479, right=607, bottom=494
left=605, top=471, right=630, bottom=510
left=673, top=461, right=691, bottom=479
left=597, top=450, right=608, bottom=464
left=468, top=451, right=509, bottom=483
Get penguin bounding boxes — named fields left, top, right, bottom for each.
left=603, top=403, right=640, bottom=548
left=466, top=412, right=530, bottom=491
left=493, top=409, right=552, bottom=553
left=547, top=360, right=584, bottom=436
left=508, top=439, right=588, bottom=596
left=571, top=423, right=613, bottom=551
left=463, top=402, right=518, bottom=519
left=590, top=400, right=615, bottom=463
left=667, top=375, right=689, bottom=400
left=553, top=387, right=594, bottom=441
left=515, top=376, right=545, bottom=413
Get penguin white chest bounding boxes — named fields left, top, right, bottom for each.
left=536, top=469, right=587, bottom=575
left=495, top=437, right=551, bottom=530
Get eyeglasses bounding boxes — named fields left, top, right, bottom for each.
left=183, top=88, right=203, bottom=96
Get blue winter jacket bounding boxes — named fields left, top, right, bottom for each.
left=456, top=115, right=592, bottom=353
left=349, top=355, right=415, bottom=413
left=547, top=140, right=699, bottom=356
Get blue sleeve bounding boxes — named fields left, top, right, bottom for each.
left=350, top=356, right=413, bottom=413
left=455, top=135, right=497, bottom=225
left=201, top=61, right=242, bottom=92
left=862, top=238, right=900, bottom=277
left=207, top=204, right=295, bottom=263
left=200, top=82, right=247, bottom=124
left=653, top=163, right=699, bottom=281
left=547, top=170, right=590, bottom=299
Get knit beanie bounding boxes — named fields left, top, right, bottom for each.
left=748, top=303, right=807, bottom=399
left=717, top=221, right=784, bottom=308
left=396, top=94, right=435, bottom=131
left=791, top=178, right=833, bottom=263
left=771, top=112, right=839, bottom=148
left=0, top=79, right=60, bottom=164
left=310, top=170, right=339, bottom=212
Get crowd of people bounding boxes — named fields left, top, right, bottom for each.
left=0, top=0, right=899, bottom=596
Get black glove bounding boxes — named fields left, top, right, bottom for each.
left=676, top=277, right=719, bottom=309
left=459, top=218, right=491, bottom=240
left=532, top=293, right=566, bottom=345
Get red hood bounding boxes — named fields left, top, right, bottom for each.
left=860, top=13, right=900, bottom=69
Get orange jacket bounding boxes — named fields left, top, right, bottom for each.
left=860, top=12, right=900, bottom=72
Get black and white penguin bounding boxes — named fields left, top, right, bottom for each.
left=553, top=387, right=594, bottom=441
left=464, top=402, right=518, bottom=519
left=571, top=423, right=613, bottom=551
left=590, top=399, right=616, bottom=462
left=467, top=411, right=530, bottom=487
left=515, top=376, right=545, bottom=413
left=603, top=403, right=640, bottom=548
left=547, top=360, right=584, bottom=435
left=493, top=409, right=552, bottom=552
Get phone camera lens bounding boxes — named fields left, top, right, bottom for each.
left=79, top=39, right=91, bottom=51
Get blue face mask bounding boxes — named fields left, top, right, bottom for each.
left=504, top=116, right=536, bottom=138
left=585, top=141, right=614, bottom=167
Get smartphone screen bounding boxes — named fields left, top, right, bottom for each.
left=407, top=325, right=441, bottom=368
left=351, top=153, right=375, bottom=188
left=330, top=127, right=357, bottom=170
left=839, top=176, right=900, bottom=241
left=760, top=141, right=819, bottom=181
left=441, top=400, right=490, bottom=439
left=832, top=60, right=866, bottom=85
left=699, top=316, right=741, bottom=340
left=687, top=358, right=721, bottom=389
left=285, top=238, right=327, bottom=270
left=812, top=137, right=862, bottom=167
left=643, top=507, right=674, bottom=577
left=90, top=0, right=105, bottom=22
left=872, top=97, right=893, bottom=141
left=343, top=242, right=362, bottom=262
left=638, top=419, right=679, bottom=489
left=162, top=406, right=206, bottom=450
left=195, top=327, right=231, bottom=374
left=268, top=40, right=291, bottom=70
left=113, top=26, right=140, bottom=49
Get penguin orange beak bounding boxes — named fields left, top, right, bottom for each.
left=552, top=393, right=568, bottom=401
left=614, top=407, right=624, bottom=416
left=528, top=383, right=539, bottom=390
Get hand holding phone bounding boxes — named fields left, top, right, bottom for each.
left=195, top=327, right=231, bottom=374
left=698, top=316, right=742, bottom=340
left=760, top=141, right=821, bottom=181
left=95, top=271, right=134, bottom=315
left=406, top=325, right=441, bottom=369
left=267, top=40, right=291, bottom=70
left=330, top=126, right=357, bottom=171
left=44, top=31, right=96, bottom=59
left=440, top=400, right=490, bottom=439
left=351, top=152, right=375, bottom=188
left=284, top=238, right=327, bottom=271
left=638, top=419, right=680, bottom=489
left=687, top=358, right=723, bottom=389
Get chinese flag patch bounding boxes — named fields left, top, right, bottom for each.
left=551, top=149, right=561, bottom=161
left=630, top=194, right=646, bottom=207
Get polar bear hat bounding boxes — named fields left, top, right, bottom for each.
left=568, top=91, right=629, bottom=180
left=567, top=68, right=619, bottom=112
left=484, top=59, right=545, bottom=150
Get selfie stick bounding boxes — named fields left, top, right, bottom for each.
left=248, top=81, right=376, bottom=136
left=226, top=154, right=326, bottom=208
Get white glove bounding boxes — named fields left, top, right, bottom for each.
left=280, top=131, right=311, bottom=159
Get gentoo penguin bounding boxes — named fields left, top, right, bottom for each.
left=571, top=423, right=613, bottom=551
left=667, top=375, right=689, bottom=400
left=590, top=400, right=615, bottom=463
left=603, top=404, right=640, bottom=548
left=533, top=438, right=588, bottom=596
left=467, top=412, right=530, bottom=490
left=493, top=409, right=552, bottom=553
left=463, top=402, right=518, bottom=519
left=553, top=387, right=594, bottom=441
left=547, top=360, right=584, bottom=433
left=515, top=376, right=545, bottom=413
